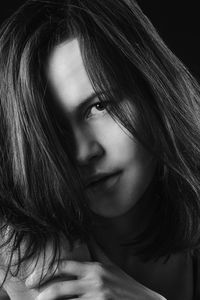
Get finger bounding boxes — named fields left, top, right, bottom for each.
left=25, top=241, right=92, bottom=289
left=57, top=260, right=88, bottom=277
left=26, top=260, right=87, bottom=289
left=25, top=262, right=58, bottom=289
left=36, top=279, right=84, bottom=300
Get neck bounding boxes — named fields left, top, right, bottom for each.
left=91, top=177, right=159, bottom=248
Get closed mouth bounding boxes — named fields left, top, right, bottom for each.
left=85, top=171, right=122, bottom=189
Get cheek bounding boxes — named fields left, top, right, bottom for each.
left=91, top=116, right=147, bottom=165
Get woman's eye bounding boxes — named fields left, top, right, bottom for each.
left=86, top=101, right=109, bottom=118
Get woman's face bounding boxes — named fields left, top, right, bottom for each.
left=46, top=38, right=156, bottom=217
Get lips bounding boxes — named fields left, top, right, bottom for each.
left=85, top=171, right=122, bottom=190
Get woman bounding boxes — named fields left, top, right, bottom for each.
left=0, top=0, right=200, bottom=299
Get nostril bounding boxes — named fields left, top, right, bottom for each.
left=76, top=141, right=104, bottom=165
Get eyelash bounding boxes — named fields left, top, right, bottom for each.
left=85, top=101, right=110, bottom=119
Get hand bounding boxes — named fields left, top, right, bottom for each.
left=25, top=259, right=167, bottom=300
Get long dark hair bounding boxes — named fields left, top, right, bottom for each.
left=0, top=0, right=200, bottom=283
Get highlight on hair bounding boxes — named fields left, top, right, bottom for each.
left=0, top=0, right=200, bottom=284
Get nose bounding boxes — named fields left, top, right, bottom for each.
left=74, top=128, right=104, bottom=165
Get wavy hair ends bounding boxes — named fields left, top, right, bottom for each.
left=0, top=0, right=91, bottom=283
left=0, top=0, right=200, bottom=282
left=78, top=0, right=200, bottom=255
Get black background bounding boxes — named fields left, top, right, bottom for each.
left=0, top=0, right=199, bottom=78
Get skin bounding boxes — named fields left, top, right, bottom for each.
left=25, top=248, right=167, bottom=300
left=4, top=38, right=193, bottom=300
left=22, top=38, right=167, bottom=300
left=45, top=38, right=156, bottom=218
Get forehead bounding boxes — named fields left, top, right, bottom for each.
left=46, top=38, right=94, bottom=114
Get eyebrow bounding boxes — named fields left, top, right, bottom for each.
left=77, top=91, right=108, bottom=115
